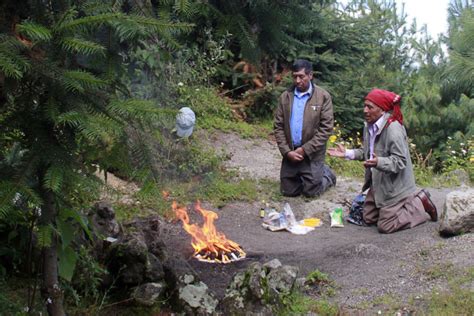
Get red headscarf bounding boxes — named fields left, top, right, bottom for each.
left=365, top=88, right=403, bottom=125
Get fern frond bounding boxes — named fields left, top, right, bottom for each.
left=137, top=16, right=194, bottom=34
left=0, top=34, right=29, bottom=50
left=0, top=36, right=31, bottom=79
left=55, top=111, right=85, bottom=128
left=44, top=164, right=65, bottom=193
left=173, top=0, right=195, bottom=18
left=76, top=112, right=121, bottom=145
left=60, top=37, right=106, bottom=56
left=0, top=203, right=13, bottom=219
left=15, top=185, right=42, bottom=207
left=55, top=12, right=122, bottom=33
left=0, top=181, right=20, bottom=219
left=16, top=21, right=52, bottom=42
left=0, top=53, right=24, bottom=79
left=37, top=224, right=53, bottom=248
left=108, top=99, right=159, bottom=121
left=113, top=15, right=193, bottom=41
left=62, top=70, right=108, bottom=93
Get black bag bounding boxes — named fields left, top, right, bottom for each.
left=346, top=193, right=366, bottom=226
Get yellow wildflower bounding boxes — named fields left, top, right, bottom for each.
left=329, top=135, right=337, bottom=143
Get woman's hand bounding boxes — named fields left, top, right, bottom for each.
left=327, top=143, right=346, bottom=158
left=363, top=153, right=378, bottom=168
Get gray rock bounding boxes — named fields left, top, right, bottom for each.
left=439, top=189, right=474, bottom=237
left=89, top=201, right=120, bottom=238
left=263, top=258, right=282, bottom=271
left=178, top=281, right=218, bottom=315
left=266, top=265, right=299, bottom=301
left=131, top=282, right=165, bottom=306
left=221, top=260, right=299, bottom=315
left=94, top=201, right=116, bottom=219
left=294, top=277, right=307, bottom=291
left=145, top=253, right=165, bottom=281
left=182, top=274, right=195, bottom=285
left=247, top=262, right=267, bottom=300
left=107, top=231, right=148, bottom=285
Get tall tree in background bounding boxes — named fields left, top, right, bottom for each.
left=442, top=0, right=474, bottom=101
left=0, top=0, right=189, bottom=314
left=404, top=0, right=473, bottom=160
left=293, top=0, right=414, bottom=134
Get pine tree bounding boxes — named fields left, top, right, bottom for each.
left=442, top=0, right=474, bottom=100
left=0, top=0, right=190, bottom=314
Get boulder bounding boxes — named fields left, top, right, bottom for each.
left=266, top=265, right=299, bottom=302
left=220, top=259, right=299, bottom=315
left=145, top=253, right=165, bottom=281
left=439, top=189, right=474, bottom=237
left=161, top=257, right=217, bottom=315
left=107, top=231, right=164, bottom=286
left=89, top=201, right=120, bottom=238
left=178, top=277, right=219, bottom=315
left=131, top=282, right=165, bottom=306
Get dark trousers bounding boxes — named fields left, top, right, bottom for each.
left=280, top=157, right=336, bottom=197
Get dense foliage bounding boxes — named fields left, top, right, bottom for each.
left=0, top=0, right=472, bottom=314
left=0, top=0, right=190, bottom=313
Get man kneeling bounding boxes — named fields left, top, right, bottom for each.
left=328, top=89, right=437, bottom=233
left=274, top=59, right=336, bottom=198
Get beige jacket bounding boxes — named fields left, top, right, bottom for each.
left=274, top=83, right=334, bottom=161
left=354, top=113, right=417, bottom=208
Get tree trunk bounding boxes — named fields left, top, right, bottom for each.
left=39, top=171, right=65, bottom=316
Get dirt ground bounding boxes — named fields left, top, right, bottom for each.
left=159, top=131, right=473, bottom=313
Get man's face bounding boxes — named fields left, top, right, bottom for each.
left=292, top=68, right=313, bottom=92
left=364, top=100, right=384, bottom=124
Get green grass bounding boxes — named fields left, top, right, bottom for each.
left=326, top=156, right=365, bottom=179
left=306, top=269, right=331, bottom=285
left=113, top=170, right=282, bottom=221
left=371, top=293, right=402, bottom=312
left=277, top=292, right=338, bottom=316
left=413, top=165, right=463, bottom=187
left=200, top=116, right=273, bottom=139
left=426, top=267, right=474, bottom=315
left=427, top=287, right=474, bottom=316
left=197, top=173, right=259, bottom=207
left=423, top=262, right=455, bottom=281
left=276, top=269, right=339, bottom=315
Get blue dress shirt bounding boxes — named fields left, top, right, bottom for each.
left=290, top=84, right=312, bottom=147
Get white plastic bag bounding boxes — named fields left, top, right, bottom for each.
left=262, top=203, right=316, bottom=234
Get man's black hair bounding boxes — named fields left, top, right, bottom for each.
left=291, top=59, right=313, bottom=74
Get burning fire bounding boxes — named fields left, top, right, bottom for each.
left=173, top=200, right=246, bottom=263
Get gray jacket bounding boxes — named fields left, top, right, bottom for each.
left=274, top=83, right=334, bottom=161
left=353, top=113, right=417, bottom=208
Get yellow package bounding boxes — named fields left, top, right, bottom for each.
left=302, top=218, right=321, bottom=227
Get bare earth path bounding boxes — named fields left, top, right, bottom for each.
left=161, top=131, right=473, bottom=313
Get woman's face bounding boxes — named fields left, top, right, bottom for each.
left=363, top=100, right=384, bottom=124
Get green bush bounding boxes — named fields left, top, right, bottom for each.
left=243, top=83, right=285, bottom=121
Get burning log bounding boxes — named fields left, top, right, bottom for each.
left=173, top=201, right=246, bottom=263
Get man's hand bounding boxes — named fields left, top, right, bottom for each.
left=287, top=147, right=304, bottom=162
left=327, top=143, right=346, bottom=158
left=363, top=153, right=378, bottom=168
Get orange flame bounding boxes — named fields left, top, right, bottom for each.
left=172, top=200, right=245, bottom=263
